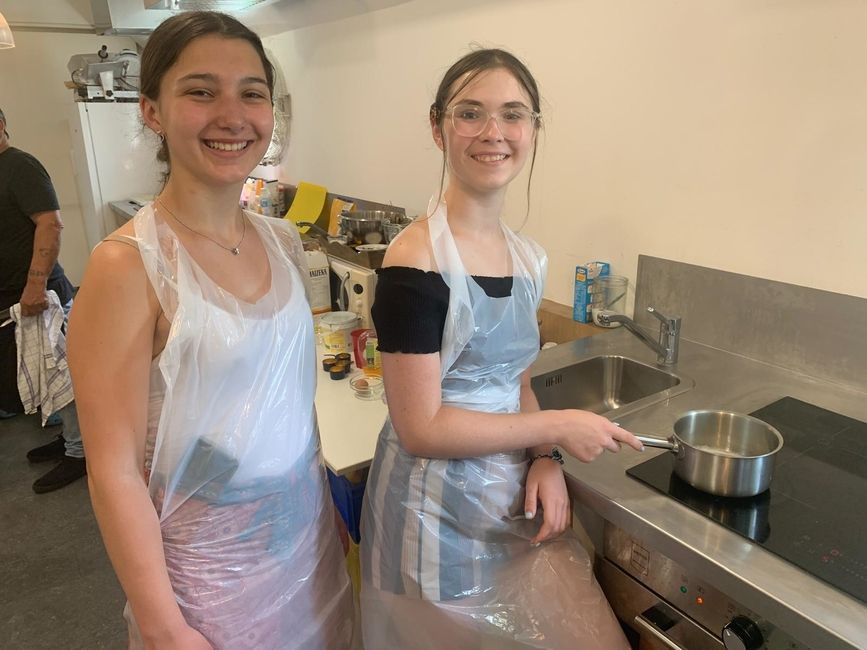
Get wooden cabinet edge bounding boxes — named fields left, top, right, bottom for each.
left=538, top=298, right=600, bottom=344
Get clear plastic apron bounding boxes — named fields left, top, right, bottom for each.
left=126, top=205, right=357, bottom=649
left=360, top=199, right=628, bottom=649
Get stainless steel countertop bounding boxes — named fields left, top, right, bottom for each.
left=532, top=328, right=867, bottom=650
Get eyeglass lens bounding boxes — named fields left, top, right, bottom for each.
left=450, top=104, right=535, bottom=139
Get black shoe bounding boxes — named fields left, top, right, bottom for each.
left=32, top=456, right=87, bottom=494
left=27, top=435, right=67, bottom=463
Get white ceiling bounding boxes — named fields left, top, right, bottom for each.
left=2, top=0, right=413, bottom=35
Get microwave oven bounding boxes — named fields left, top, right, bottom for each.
left=328, top=256, right=377, bottom=330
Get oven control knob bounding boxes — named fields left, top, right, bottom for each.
left=722, top=616, right=764, bottom=650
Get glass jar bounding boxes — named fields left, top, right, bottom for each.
left=591, top=275, right=628, bottom=326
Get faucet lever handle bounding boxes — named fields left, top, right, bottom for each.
left=647, top=306, right=680, bottom=328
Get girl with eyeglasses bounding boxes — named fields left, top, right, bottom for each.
left=360, top=48, right=638, bottom=648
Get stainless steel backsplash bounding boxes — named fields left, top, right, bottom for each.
left=633, top=255, right=867, bottom=391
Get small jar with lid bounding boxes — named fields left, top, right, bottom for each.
left=329, top=363, right=348, bottom=380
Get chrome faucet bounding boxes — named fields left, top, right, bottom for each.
left=598, top=306, right=681, bottom=366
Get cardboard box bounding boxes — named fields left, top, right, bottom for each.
left=573, top=261, right=610, bottom=322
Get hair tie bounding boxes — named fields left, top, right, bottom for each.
left=532, top=448, right=564, bottom=465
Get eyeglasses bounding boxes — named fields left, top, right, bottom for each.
left=443, top=103, right=540, bottom=140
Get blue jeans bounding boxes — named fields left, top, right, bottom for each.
left=57, top=299, right=83, bottom=458
left=58, top=401, right=84, bottom=458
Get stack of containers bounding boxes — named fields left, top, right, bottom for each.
left=240, top=178, right=282, bottom=218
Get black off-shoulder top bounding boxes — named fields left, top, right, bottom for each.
left=371, top=266, right=514, bottom=353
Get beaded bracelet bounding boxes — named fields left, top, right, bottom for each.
left=532, top=448, right=564, bottom=465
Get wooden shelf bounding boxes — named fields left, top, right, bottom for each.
left=538, top=299, right=601, bottom=344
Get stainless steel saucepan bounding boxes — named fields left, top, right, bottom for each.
left=636, top=410, right=784, bottom=498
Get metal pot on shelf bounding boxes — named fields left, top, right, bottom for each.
left=340, top=210, right=404, bottom=245
left=383, top=215, right=414, bottom=243
left=636, top=410, right=783, bottom=498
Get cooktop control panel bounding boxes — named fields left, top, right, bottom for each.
left=604, top=523, right=811, bottom=649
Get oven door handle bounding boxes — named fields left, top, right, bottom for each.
left=337, top=271, right=350, bottom=312
left=633, top=606, right=690, bottom=650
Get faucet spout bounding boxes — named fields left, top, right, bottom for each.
left=602, top=314, right=667, bottom=355
left=598, top=306, right=681, bottom=366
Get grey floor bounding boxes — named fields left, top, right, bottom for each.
left=0, top=413, right=127, bottom=649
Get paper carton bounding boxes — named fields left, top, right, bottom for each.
left=573, top=261, right=610, bottom=322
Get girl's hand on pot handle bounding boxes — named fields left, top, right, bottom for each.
left=553, top=410, right=643, bottom=462
left=525, top=458, right=570, bottom=545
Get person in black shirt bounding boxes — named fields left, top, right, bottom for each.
left=0, top=107, right=86, bottom=493
left=360, top=50, right=642, bottom=648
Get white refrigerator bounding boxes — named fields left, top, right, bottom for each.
left=68, top=102, right=162, bottom=254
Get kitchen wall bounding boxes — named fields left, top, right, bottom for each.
left=263, top=0, right=867, bottom=308
left=0, top=30, right=135, bottom=285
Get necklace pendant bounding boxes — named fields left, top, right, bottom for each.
left=231, top=247, right=240, bottom=255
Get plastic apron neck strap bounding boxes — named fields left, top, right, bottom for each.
left=426, top=197, right=475, bottom=380
left=426, top=196, right=545, bottom=381
left=134, top=204, right=181, bottom=321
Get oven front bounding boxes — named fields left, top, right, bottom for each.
left=597, top=522, right=811, bottom=650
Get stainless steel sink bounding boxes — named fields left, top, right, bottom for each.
left=531, top=355, right=693, bottom=418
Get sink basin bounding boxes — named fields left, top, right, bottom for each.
left=531, top=355, right=693, bottom=418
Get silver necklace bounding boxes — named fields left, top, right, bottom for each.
left=157, top=197, right=246, bottom=255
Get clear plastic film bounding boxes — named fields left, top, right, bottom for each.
left=360, top=198, right=628, bottom=648
left=128, top=204, right=357, bottom=649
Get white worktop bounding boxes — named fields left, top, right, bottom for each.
left=314, top=352, right=387, bottom=475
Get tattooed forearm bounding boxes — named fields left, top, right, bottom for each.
left=30, top=215, right=62, bottom=282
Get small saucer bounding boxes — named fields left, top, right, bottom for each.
left=349, top=374, right=384, bottom=400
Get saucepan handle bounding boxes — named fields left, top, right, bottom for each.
left=635, top=434, right=678, bottom=452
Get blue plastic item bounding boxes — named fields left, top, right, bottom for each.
left=327, top=468, right=366, bottom=543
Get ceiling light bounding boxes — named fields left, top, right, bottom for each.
left=144, top=0, right=275, bottom=10
left=0, top=12, right=15, bottom=49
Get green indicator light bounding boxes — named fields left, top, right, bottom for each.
left=680, top=586, right=688, bottom=593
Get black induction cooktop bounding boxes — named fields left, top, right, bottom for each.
left=627, top=396, right=867, bottom=605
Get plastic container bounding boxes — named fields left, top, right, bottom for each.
left=327, top=468, right=366, bottom=543
left=363, top=334, right=381, bottom=377
left=350, top=328, right=381, bottom=375
left=350, top=329, right=369, bottom=368
left=259, top=191, right=272, bottom=217
left=320, top=311, right=359, bottom=354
